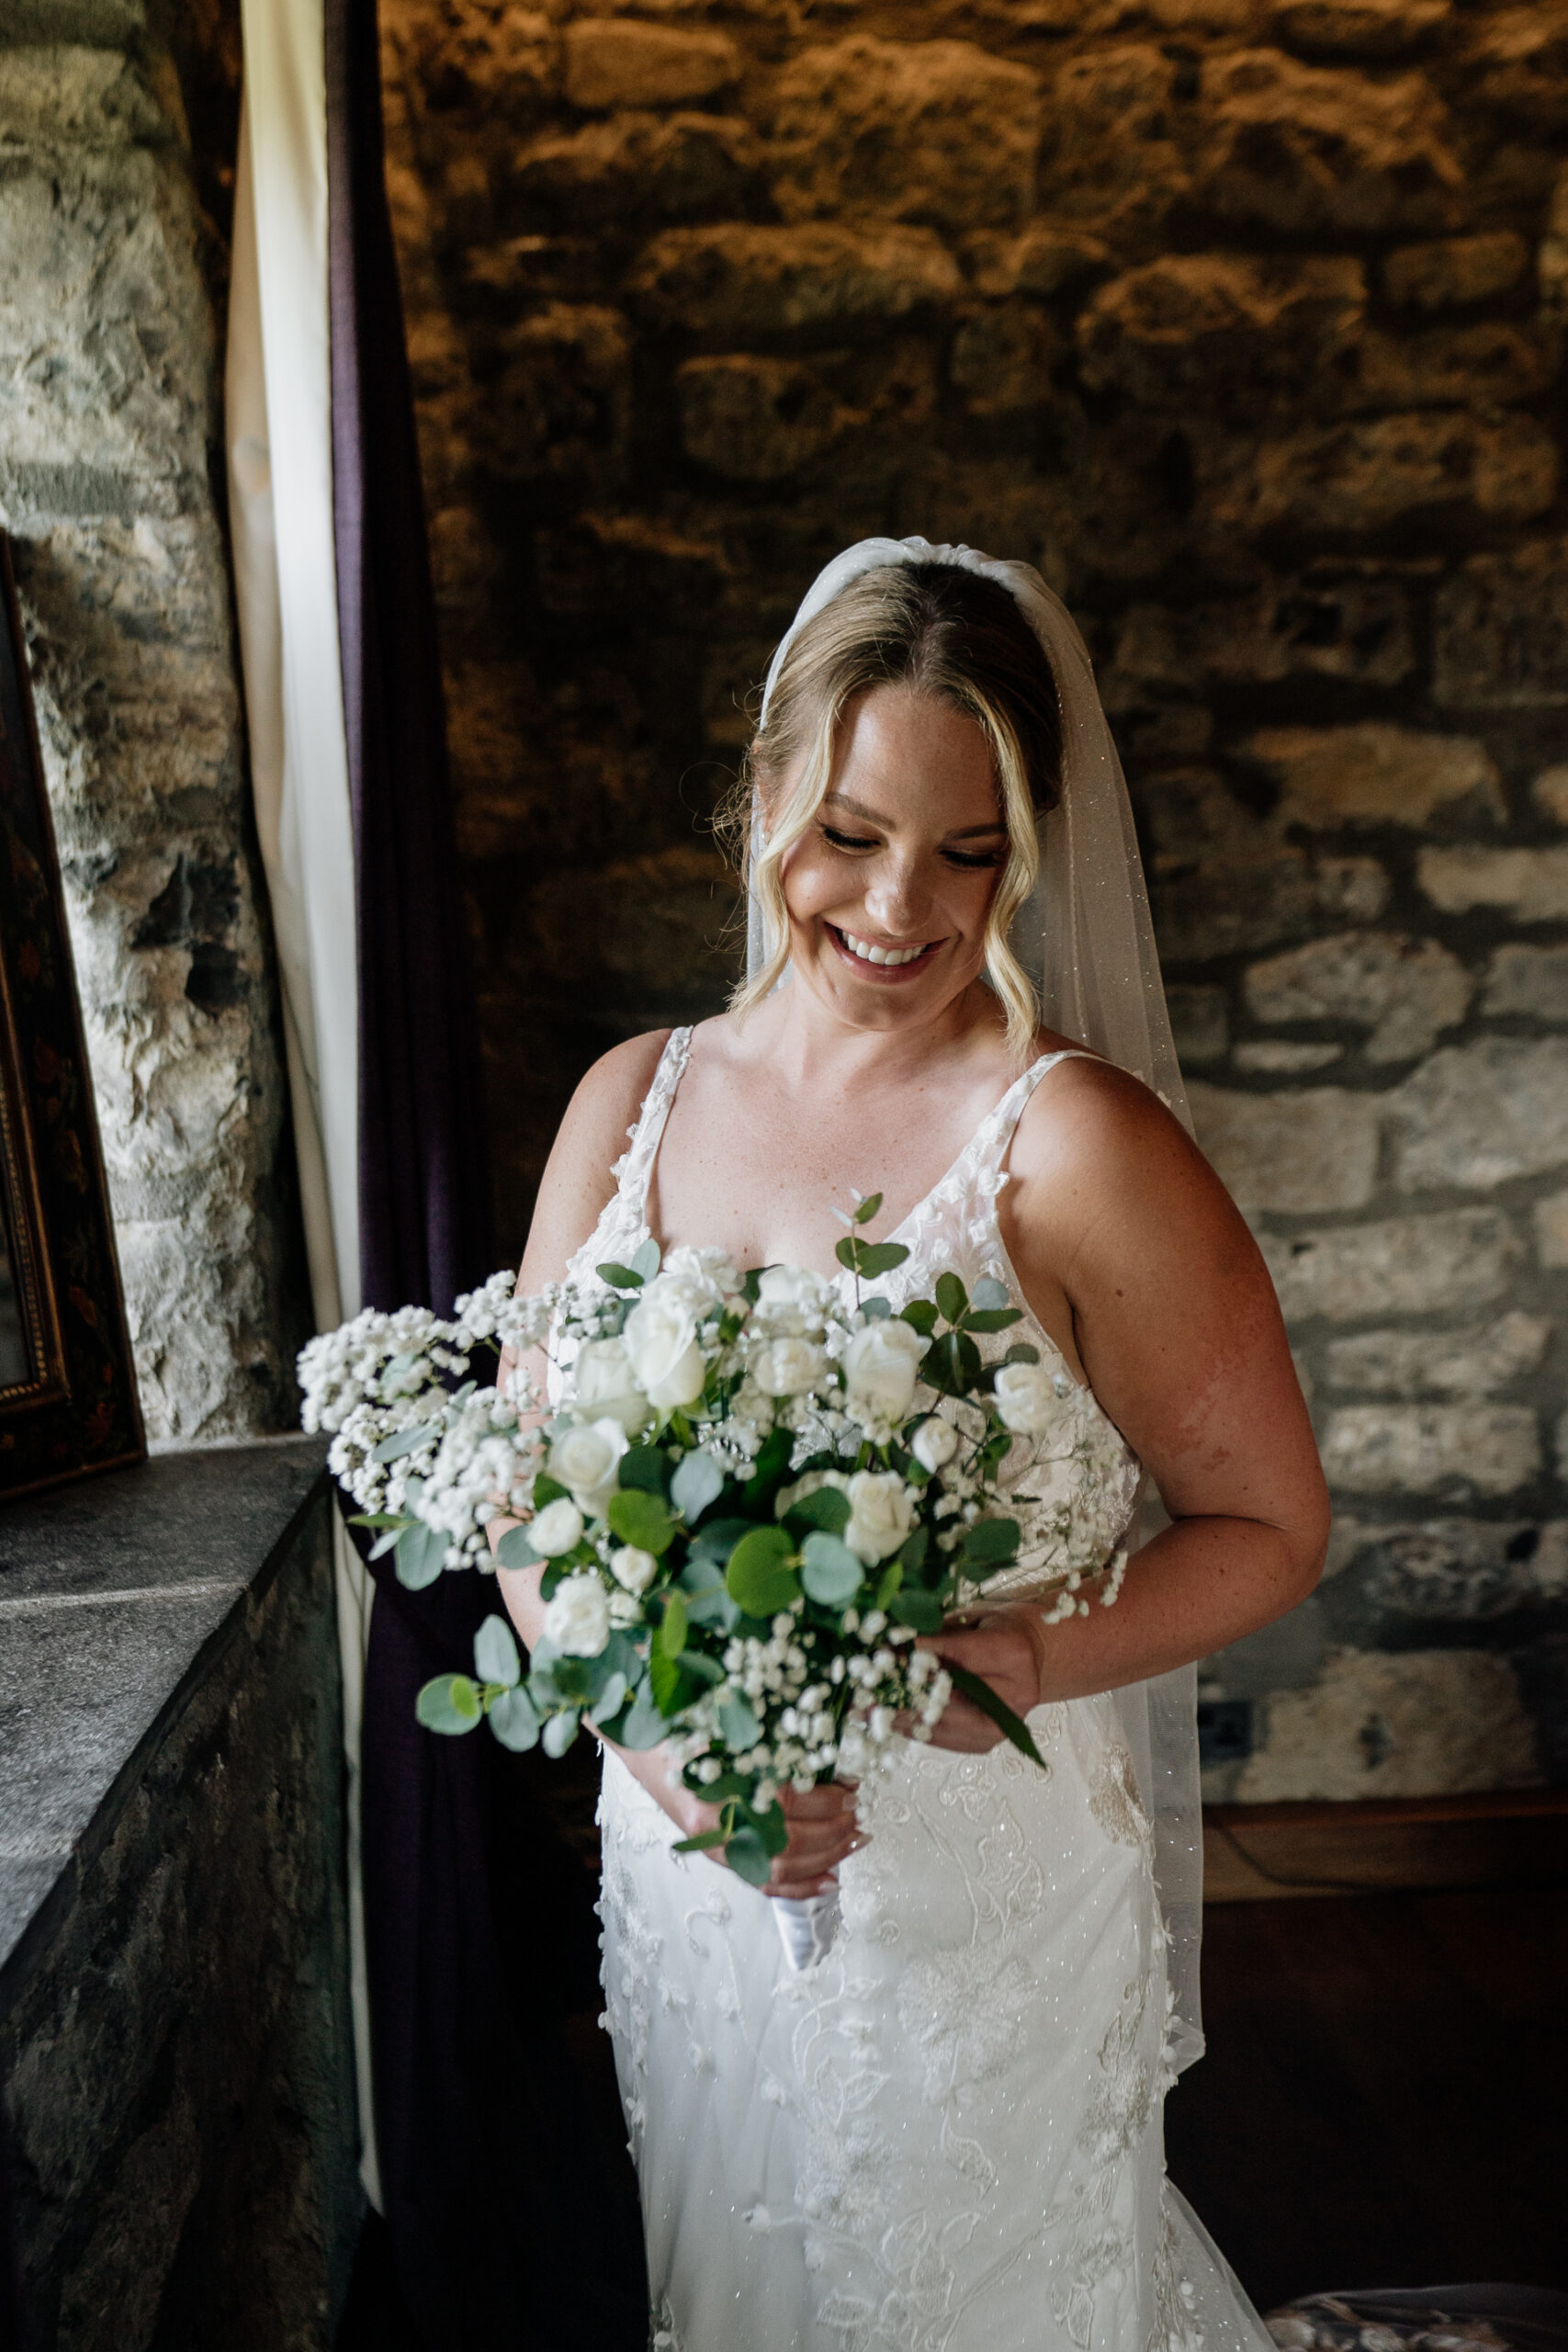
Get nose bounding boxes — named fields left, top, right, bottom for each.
left=861, top=850, right=932, bottom=939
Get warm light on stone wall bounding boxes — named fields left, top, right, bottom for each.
left=376, top=0, right=1568, bottom=1802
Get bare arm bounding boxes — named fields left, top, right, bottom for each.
left=491, top=1030, right=858, bottom=1898
left=927, top=1062, right=1330, bottom=1744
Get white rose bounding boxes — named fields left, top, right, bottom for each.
left=530, top=1496, right=585, bottom=1556
left=750, top=1334, right=828, bottom=1398
left=623, top=1287, right=706, bottom=1410
left=572, top=1337, right=652, bottom=1435
left=755, top=1263, right=832, bottom=1333
left=842, top=1319, right=925, bottom=1426
left=543, top=1571, right=611, bottom=1657
left=547, top=1417, right=628, bottom=1517
left=993, top=1360, right=1057, bottom=1438
left=610, top=1544, right=659, bottom=1594
left=843, top=1469, right=916, bottom=1565
left=910, top=1415, right=959, bottom=1473
left=661, top=1243, right=741, bottom=1303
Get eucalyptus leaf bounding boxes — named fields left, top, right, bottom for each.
left=852, top=1192, right=884, bottom=1225
left=860, top=1295, right=893, bottom=1320
left=961, top=1307, right=1023, bottom=1333
left=606, top=1487, right=675, bottom=1555
left=717, top=1691, right=761, bottom=1749
left=395, top=1521, right=446, bottom=1590
left=943, top=1662, right=1046, bottom=1768
left=898, top=1524, right=930, bottom=1577
left=368, top=1528, right=401, bottom=1562
left=934, top=1271, right=968, bottom=1325
left=371, top=1421, right=438, bottom=1465
left=494, top=1522, right=540, bottom=1570
left=473, top=1613, right=521, bottom=1688
left=888, top=1587, right=944, bottom=1633
left=784, top=1484, right=852, bottom=1536
left=658, top=1589, right=689, bottom=1660
left=901, top=1297, right=939, bottom=1336
left=723, top=1826, right=773, bottom=1887
left=595, top=1262, right=644, bottom=1291
left=630, top=1236, right=662, bottom=1282
left=971, top=1275, right=1011, bottom=1312
left=748, top=1800, right=790, bottom=1857
left=725, top=1525, right=800, bottom=1617
left=415, top=1673, right=482, bottom=1735
left=587, top=1671, right=629, bottom=1729
left=849, top=1240, right=910, bottom=1278
left=962, top=1516, right=1021, bottom=1567
left=671, top=1449, right=724, bottom=1523
left=1003, top=1342, right=1041, bottom=1366
left=541, top=1708, right=581, bottom=1758
left=617, top=1444, right=667, bottom=1496
left=676, top=1649, right=724, bottom=1685
left=800, top=1531, right=863, bottom=1606
left=487, top=1685, right=540, bottom=1751
left=618, top=1682, right=669, bottom=1749
left=649, top=1647, right=683, bottom=1713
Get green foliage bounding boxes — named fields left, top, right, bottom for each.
left=416, top=1673, right=481, bottom=1734
left=900, top=1297, right=939, bottom=1336
left=935, top=1271, right=968, bottom=1325
left=596, top=1262, right=644, bottom=1290
left=725, top=1525, right=801, bottom=1617
left=617, top=1681, right=669, bottom=1749
left=370, top=1421, right=438, bottom=1465
left=835, top=1237, right=911, bottom=1280
left=888, top=1587, right=944, bottom=1633
left=671, top=1449, right=724, bottom=1522
left=488, top=1685, right=540, bottom=1750
left=587, top=1671, right=629, bottom=1728
left=657, top=1589, right=689, bottom=1659
left=800, top=1532, right=863, bottom=1606
left=742, top=1426, right=793, bottom=1509
left=618, top=1444, right=668, bottom=1495
left=962, top=1308, right=1023, bottom=1333
left=395, top=1521, right=446, bottom=1590
left=473, top=1613, right=521, bottom=1687
left=920, top=1329, right=982, bottom=1396
left=970, top=1276, right=1010, bottom=1312
left=494, top=1522, right=540, bottom=1569
left=630, top=1237, right=661, bottom=1282
left=718, top=1691, right=761, bottom=1749
left=852, top=1193, right=883, bottom=1225
left=960, top=1516, right=1020, bottom=1569
left=943, top=1662, right=1046, bottom=1767
left=784, top=1483, right=851, bottom=1537
left=1003, top=1342, right=1040, bottom=1366
left=542, top=1708, right=581, bottom=1758
left=606, top=1487, right=674, bottom=1554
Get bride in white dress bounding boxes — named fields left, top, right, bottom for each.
left=496, top=541, right=1329, bottom=2352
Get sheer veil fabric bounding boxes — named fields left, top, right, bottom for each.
left=748, top=537, right=1205, bottom=2072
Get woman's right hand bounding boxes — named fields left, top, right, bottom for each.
left=615, top=1743, right=864, bottom=1898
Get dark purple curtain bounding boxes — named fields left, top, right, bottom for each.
left=323, top=5, right=646, bottom=2341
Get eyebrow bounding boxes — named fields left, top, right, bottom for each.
left=823, top=791, right=1009, bottom=841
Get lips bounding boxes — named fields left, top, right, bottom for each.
left=827, top=924, right=940, bottom=979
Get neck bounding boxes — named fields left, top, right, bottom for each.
left=737, top=971, right=1006, bottom=1094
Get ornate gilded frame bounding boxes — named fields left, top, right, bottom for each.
left=0, top=533, right=142, bottom=1495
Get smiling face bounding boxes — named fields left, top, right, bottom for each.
left=775, top=684, right=1008, bottom=1032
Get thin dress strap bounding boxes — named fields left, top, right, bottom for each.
left=612, top=1025, right=694, bottom=1223
left=972, top=1046, right=1101, bottom=1187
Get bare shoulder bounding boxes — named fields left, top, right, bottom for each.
left=1009, top=1047, right=1241, bottom=1262
left=520, top=1028, right=673, bottom=1285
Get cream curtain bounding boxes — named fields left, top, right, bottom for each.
left=225, top=0, right=380, bottom=2211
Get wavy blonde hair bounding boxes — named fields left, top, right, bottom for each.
left=720, top=562, right=1063, bottom=1063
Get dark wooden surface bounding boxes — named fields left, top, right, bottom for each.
left=1166, top=1883, right=1568, bottom=2317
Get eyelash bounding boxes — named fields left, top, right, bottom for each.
left=819, top=824, right=1003, bottom=871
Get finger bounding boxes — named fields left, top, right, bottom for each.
left=780, top=1782, right=860, bottom=1820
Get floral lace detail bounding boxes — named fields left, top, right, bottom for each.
left=1089, top=1742, right=1156, bottom=1854
left=649, top=2293, right=686, bottom=2352
left=1150, top=2194, right=1207, bottom=2352
left=566, top=1024, right=694, bottom=1294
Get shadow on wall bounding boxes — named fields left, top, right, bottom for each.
left=377, top=0, right=1568, bottom=1805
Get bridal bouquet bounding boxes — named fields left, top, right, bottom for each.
left=299, top=1198, right=1129, bottom=1955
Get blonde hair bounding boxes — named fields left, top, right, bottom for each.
left=721, top=562, right=1063, bottom=1063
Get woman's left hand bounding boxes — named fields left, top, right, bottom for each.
left=913, top=1609, right=1047, bottom=1753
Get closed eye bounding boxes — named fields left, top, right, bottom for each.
left=821, top=823, right=1003, bottom=870
left=942, top=847, right=1005, bottom=870
left=821, top=824, right=881, bottom=854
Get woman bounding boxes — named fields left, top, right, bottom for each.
left=497, top=541, right=1329, bottom=2351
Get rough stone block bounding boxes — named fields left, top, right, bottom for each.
left=1325, top=1309, right=1551, bottom=1397
left=1188, top=1081, right=1379, bottom=1212
left=1237, top=721, right=1502, bottom=830
left=951, top=305, right=1051, bottom=415
left=1260, top=1207, right=1517, bottom=1319
left=1483, top=944, right=1568, bottom=1022
left=1383, top=229, right=1529, bottom=308
left=525, top=843, right=742, bottom=1024
left=1418, top=843, right=1568, bottom=921
left=1244, top=931, right=1471, bottom=1060
left=401, top=8, right=554, bottom=116
left=1112, top=577, right=1415, bottom=688
left=964, top=222, right=1110, bottom=299
left=1207, top=411, right=1559, bottom=537
left=491, top=301, right=630, bottom=485
left=1235, top=1645, right=1540, bottom=1799
left=1391, top=1036, right=1568, bottom=1191
left=626, top=221, right=961, bottom=338
left=1272, top=1, right=1450, bottom=59
left=1039, top=45, right=1189, bottom=228
left=1535, top=1186, right=1568, bottom=1269
left=1533, top=766, right=1568, bottom=827
left=676, top=354, right=844, bottom=481
left=1348, top=1518, right=1568, bottom=1620
left=1468, top=6, right=1568, bottom=128
left=1323, top=1400, right=1540, bottom=1493
left=509, top=110, right=758, bottom=225
left=772, top=38, right=1040, bottom=232
left=1199, top=51, right=1463, bottom=234
left=1153, top=846, right=1388, bottom=960
left=1337, top=321, right=1559, bottom=410
left=562, top=19, right=739, bottom=110
left=0, top=44, right=164, bottom=142
left=1077, top=252, right=1364, bottom=411
left=1434, top=537, right=1568, bottom=708
left=1235, top=1040, right=1345, bottom=1071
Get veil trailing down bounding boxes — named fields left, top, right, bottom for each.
left=580, top=537, right=1280, bottom=2352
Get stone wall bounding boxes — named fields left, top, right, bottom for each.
left=378, top=0, right=1568, bottom=1801
left=0, top=1, right=307, bottom=1444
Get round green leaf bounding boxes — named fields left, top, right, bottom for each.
left=487, top=1685, right=540, bottom=1751
left=395, top=1521, right=446, bottom=1590
left=888, top=1588, right=944, bottom=1634
left=935, top=1271, right=968, bottom=1324
left=416, top=1673, right=482, bottom=1735
left=473, top=1612, right=521, bottom=1688
left=723, top=1825, right=773, bottom=1887
left=618, top=1682, right=670, bottom=1749
left=725, top=1525, right=800, bottom=1618
left=494, top=1523, right=540, bottom=1570
left=541, top=1708, right=581, bottom=1758
left=800, top=1531, right=863, bottom=1606
left=606, top=1487, right=675, bottom=1555
left=785, top=1484, right=851, bottom=1536
left=587, top=1670, right=629, bottom=1729
left=671, top=1448, right=724, bottom=1523
left=971, top=1275, right=1011, bottom=1312
left=717, top=1691, right=761, bottom=1750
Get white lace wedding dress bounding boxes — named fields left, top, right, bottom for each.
left=575, top=1029, right=1275, bottom=2352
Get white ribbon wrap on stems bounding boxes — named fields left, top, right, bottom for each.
left=772, top=1888, right=842, bottom=1973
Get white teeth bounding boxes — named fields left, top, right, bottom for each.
left=841, top=930, right=928, bottom=968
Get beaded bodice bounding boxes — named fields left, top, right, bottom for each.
left=568, top=1025, right=1143, bottom=1601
